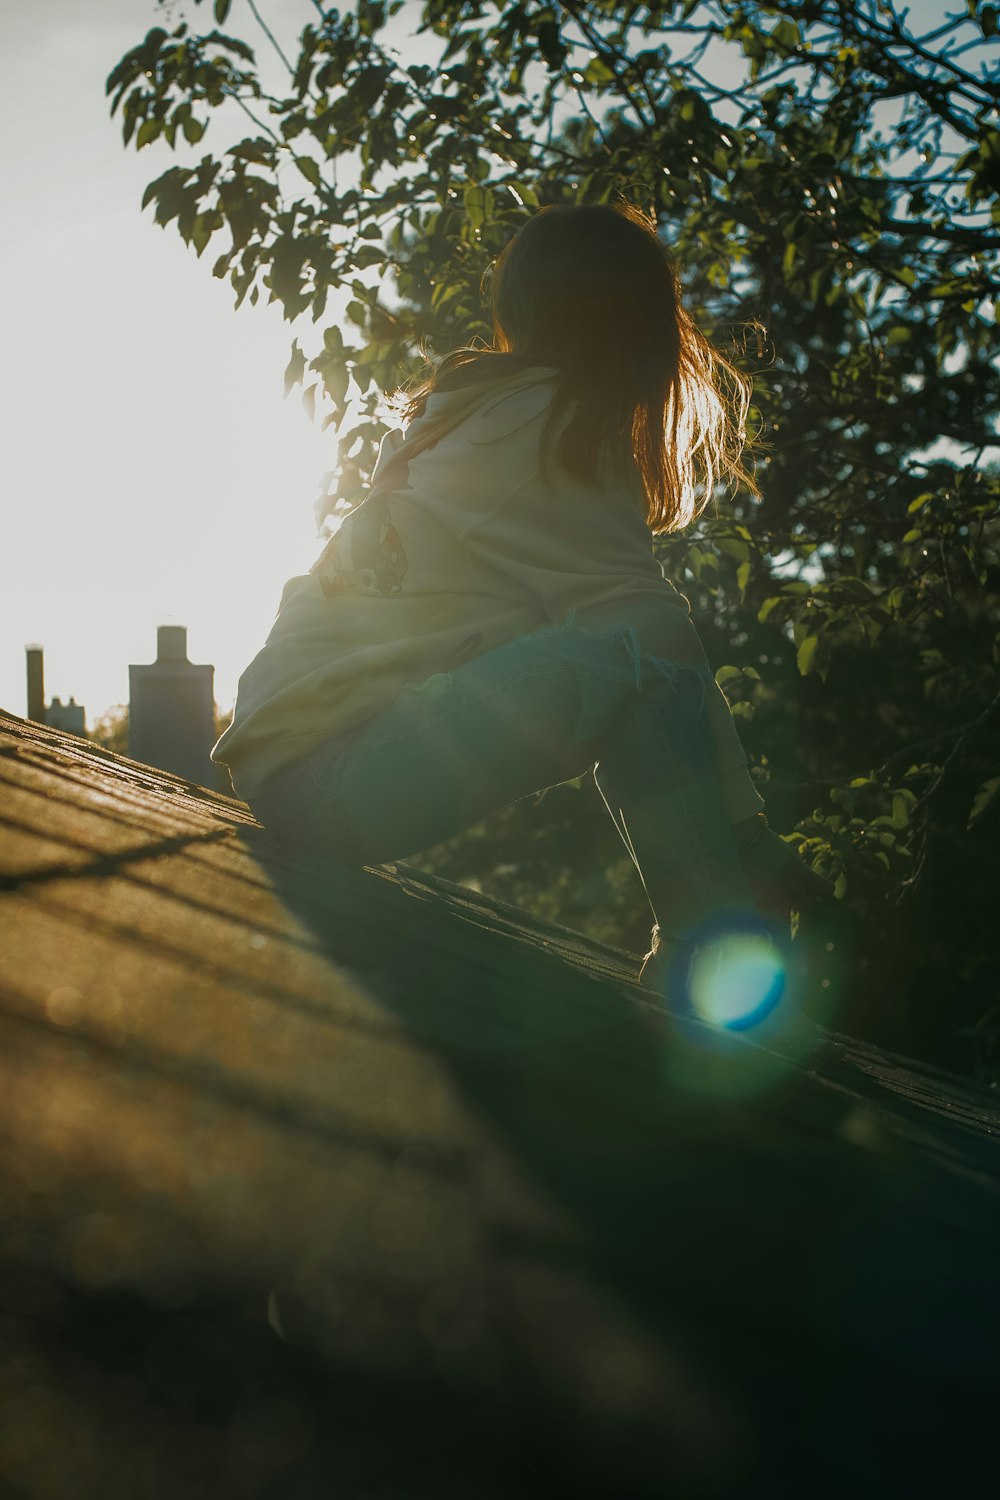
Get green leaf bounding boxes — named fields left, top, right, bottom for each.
left=583, top=56, right=616, bottom=87
left=890, top=791, right=916, bottom=828
left=283, top=341, right=305, bottom=395
left=797, top=635, right=820, bottom=676
left=836, top=577, right=875, bottom=601
left=968, top=777, right=1000, bottom=829
left=322, top=361, right=350, bottom=408
left=353, top=244, right=385, bottom=269
left=136, top=118, right=161, bottom=150
left=536, top=18, right=567, bottom=70
left=141, top=165, right=191, bottom=212
left=295, top=155, right=322, bottom=189
left=463, top=183, right=493, bottom=229
left=214, top=0, right=232, bottom=22
left=350, top=64, right=391, bottom=114
left=772, top=18, right=802, bottom=51
left=190, top=211, right=215, bottom=256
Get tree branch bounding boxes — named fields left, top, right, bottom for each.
left=558, top=0, right=654, bottom=132
left=246, top=0, right=295, bottom=76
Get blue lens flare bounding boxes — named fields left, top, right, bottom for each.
left=687, top=931, right=786, bottom=1032
left=654, top=916, right=828, bottom=1100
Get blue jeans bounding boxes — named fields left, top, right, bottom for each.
left=250, top=619, right=757, bottom=948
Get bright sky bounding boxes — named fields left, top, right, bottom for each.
left=2, top=0, right=333, bottom=724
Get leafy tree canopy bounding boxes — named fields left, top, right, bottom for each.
left=108, top=1, right=1000, bottom=1072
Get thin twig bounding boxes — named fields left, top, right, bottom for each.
left=559, top=0, right=653, bottom=132
left=911, top=685, right=1000, bottom=816
left=763, top=698, right=1000, bottom=793
left=222, top=86, right=283, bottom=144
left=247, top=0, right=295, bottom=76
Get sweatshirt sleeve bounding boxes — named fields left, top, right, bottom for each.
left=460, top=473, right=764, bottom=823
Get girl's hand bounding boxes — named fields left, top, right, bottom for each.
left=734, top=823, right=835, bottom=924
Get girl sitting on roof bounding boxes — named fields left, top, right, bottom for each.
left=213, top=200, right=829, bottom=1006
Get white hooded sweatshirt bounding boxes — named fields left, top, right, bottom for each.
left=212, top=361, right=763, bottom=823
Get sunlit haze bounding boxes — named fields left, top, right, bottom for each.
left=2, top=0, right=333, bottom=726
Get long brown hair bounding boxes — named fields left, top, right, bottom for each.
left=391, top=199, right=757, bottom=533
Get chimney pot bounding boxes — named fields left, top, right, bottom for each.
left=157, top=625, right=189, bottom=663
left=25, top=646, right=45, bottom=724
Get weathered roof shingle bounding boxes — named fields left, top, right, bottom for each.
left=1, top=707, right=998, bottom=1499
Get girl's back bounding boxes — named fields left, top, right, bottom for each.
left=214, top=357, right=683, bottom=803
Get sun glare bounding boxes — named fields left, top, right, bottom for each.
left=688, top=931, right=786, bottom=1031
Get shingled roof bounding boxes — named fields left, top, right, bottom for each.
left=2, top=706, right=998, bottom=1499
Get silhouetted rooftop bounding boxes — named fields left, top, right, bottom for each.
left=1, top=706, right=998, bottom=1498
